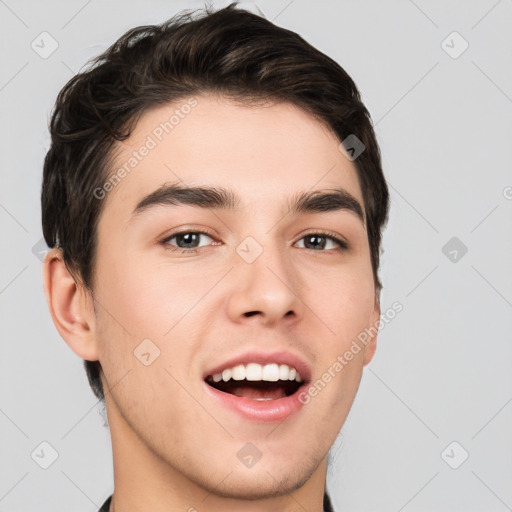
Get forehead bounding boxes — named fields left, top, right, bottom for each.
left=102, top=94, right=363, bottom=219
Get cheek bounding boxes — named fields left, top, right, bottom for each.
left=94, top=254, right=213, bottom=387
left=305, top=261, right=376, bottom=346
left=95, top=249, right=204, bottom=337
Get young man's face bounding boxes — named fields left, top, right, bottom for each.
left=74, top=94, right=379, bottom=500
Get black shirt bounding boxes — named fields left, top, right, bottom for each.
left=99, top=492, right=335, bottom=511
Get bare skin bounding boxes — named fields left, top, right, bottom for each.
left=43, top=93, right=379, bottom=512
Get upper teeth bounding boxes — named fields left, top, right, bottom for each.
left=210, top=363, right=302, bottom=383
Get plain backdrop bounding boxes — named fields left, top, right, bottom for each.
left=1, top=1, right=511, bottom=511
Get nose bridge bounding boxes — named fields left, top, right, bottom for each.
left=227, top=232, right=303, bottom=323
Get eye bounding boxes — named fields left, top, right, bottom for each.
left=159, top=229, right=348, bottom=254
left=161, top=231, right=216, bottom=252
left=295, top=232, right=348, bottom=251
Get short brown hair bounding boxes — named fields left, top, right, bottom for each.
left=41, top=2, right=389, bottom=402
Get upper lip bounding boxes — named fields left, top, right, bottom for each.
left=203, top=350, right=312, bottom=383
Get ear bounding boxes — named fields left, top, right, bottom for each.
left=362, top=294, right=380, bottom=367
left=42, top=248, right=99, bottom=361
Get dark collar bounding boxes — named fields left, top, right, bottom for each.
left=98, top=495, right=111, bottom=512
left=324, top=491, right=335, bottom=512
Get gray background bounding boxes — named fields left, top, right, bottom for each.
left=1, top=0, right=511, bottom=510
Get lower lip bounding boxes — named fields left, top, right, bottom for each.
left=203, top=381, right=307, bottom=423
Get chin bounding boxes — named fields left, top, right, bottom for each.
left=207, top=470, right=308, bottom=500
left=194, top=452, right=320, bottom=500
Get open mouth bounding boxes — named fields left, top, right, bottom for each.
left=205, top=377, right=302, bottom=400
left=204, top=362, right=306, bottom=401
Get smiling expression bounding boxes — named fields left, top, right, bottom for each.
left=89, top=92, right=379, bottom=499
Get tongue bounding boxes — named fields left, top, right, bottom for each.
left=218, top=381, right=288, bottom=400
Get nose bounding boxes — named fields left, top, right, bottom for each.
left=225, top=240, right=305, bottom=327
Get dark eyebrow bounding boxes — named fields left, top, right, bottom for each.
left=288, top=189, right=364, bottom=224
left=130, top=183, right=364, bottom=224
left=131, top=183, right=239, bottom=218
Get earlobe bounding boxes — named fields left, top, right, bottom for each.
left=42, top=248, right=99, bottom=361
left=363, top=298, right=380, bottom=367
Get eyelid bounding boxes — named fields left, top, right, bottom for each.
left=160, top=227, right=217, bottom=246
left=296, top=229, right=349, bottom=249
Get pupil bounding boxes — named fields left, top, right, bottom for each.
left=177, top=233, right=199, bottom=248
left=306, top=235, right=325, bottom=250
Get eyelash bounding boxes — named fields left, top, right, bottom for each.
left=159, top=229, right=348, bottom=254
